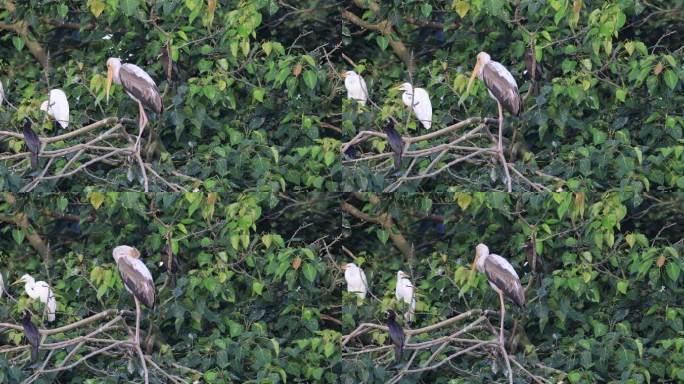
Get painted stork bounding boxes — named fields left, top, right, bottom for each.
left=40, top=89, right=69, bottom=129
left=112, top=245, right=155, bottom=344
left=22, top=118, right=41, bottom=170
left=13, top=274, right=56, bottom=322
left=342, top=262, right=368, bottom=301
left=22, top=311, right=41, bottom=363
left=467, top=52, right=521, bottom=192
left=397, top=83, right=432, bottom=130
left=106, top=58, right=163, bottom=149
left=472, top=243, right=525, bottom=347
left=395, top=270, right=416, bottom=322
left=342, top=70, right=368, bottom=105
left=387, top=310, right=405, bottom=364
left=383, top=119, right=404, bottom=170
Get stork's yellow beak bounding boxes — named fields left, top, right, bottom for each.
left=341, top=263, right=348, bottom=270
left=467, top=60, right=482, bottom=94
left=340, top=72, right=348, bottom=79
left=106, top=65, right=113, bottom=104
left=471, top=254, right=479, bottom=271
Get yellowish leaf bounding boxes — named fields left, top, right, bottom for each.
left=453, top=0, right=470, bottom=18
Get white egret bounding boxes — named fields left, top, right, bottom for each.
left=112, top=245, right=155, bottom=344
left=395, top=270, right=416, bottom=322
left=14, top=274, right=56, bottom=322
left=397, top=83, right=432, bottom=129
left=342, top=262, right=368, bottom=301
left=40, top=89, right=70, bottom=129
left=106, top=58, right=163, bottom=149
left=342, top=70, right=368, bottom=105
left=472, top=243, right=525, bottom=348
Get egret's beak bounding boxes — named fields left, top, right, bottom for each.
left=11, top=278, right=23, bottom=286
left=471, top=254, right=479, bottom=271
left=467, top=60, right=482, bottom=94
left=393, top=85, right=403, bottom=91
left=106, top=65, right=113, bottom=104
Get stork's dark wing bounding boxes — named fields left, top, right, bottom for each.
left=383, top=120, right=404, bottom=170
left=117, top=257, right=155, bottom=308
left=484, top=254, right=525, bottom=307
left=482, top=62, right=522, bottom=116
left=120, top=64, right=163, bottom=114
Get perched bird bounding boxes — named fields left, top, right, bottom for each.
left=0, top=272, right=4, bottom=298
left=397, top=83, right=432, bottom=129
left=467, top=51, right=522, bottom=117
left=21, top=311, right=41, bottom=363
left=383, top=119, right=404, bottom=171
left=112, top=245, right=155, bottom=344
left=395, top=271, right=416, bottom=322
left=22, top=118, right=41, bottom=170
left=342, top=262, right=368, bottom=301
left=342, top=70, right=368, bottom=105
left=472, top=243, right=525, bottom=348
left=387, top=310, right=405, bottom=364
left=14, top=274, right=56, bottom=322
left=40, top=89, right=70, bottom=129
left=106, top=58, right=163, bottom=149
left=0, top=79, right=5, bottom=105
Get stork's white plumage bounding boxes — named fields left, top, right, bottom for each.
left=472, top=243, right=525, bottom=348
left=395, top=270, right=416, bottom=322
left=342, top=263, right=368, bottom=300
left=398, top=83, right=432, bottom=129
left=342, top=71, right=368, bottom=105
left=40, top=89, right=70, bottom=128
left=106, top=57, right=162, bottom=149
left=112, top=245, right=155, bottom=345
left=15, top=274, right=56, bottom=322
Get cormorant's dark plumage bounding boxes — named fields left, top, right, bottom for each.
left=22, top=118, right=40, bottom=170
left=387, top=310, right=405, bottom=363
left=22, top=311, right=40, bottom=363
left=383, top=120, right=404, bottom=170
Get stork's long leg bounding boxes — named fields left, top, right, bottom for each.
left=496, top=100, right=513, bottom=192
left=498, top=290, right=506, bottom=348
left=134, top=297, right=141, bottom=345
left=135, top=100, right=148, bottom=151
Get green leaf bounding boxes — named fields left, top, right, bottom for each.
left=12, top=36, right=24, bottom=52
left=303, top=70, right=317, bottom=90
left=302, top=263, right=316, bottom=282
left=252, top=281, right=264, bottom=295
left=663, top=70, right=678, bottom=90
left=12, top=229, right=25, bottom=245
left=376, top=229, right=389, bottom=244
left=88, top=0, right=106, bottom=17
left=376, top=35, right=389, bottom=51
left=453, top=0, right=470, bottom=18
left=617, top=280, right=628, bottom=294
left=253, top=87, right=265, bottom=102
left=666, top=262, right=680, bottom=282
left=616, top=89, right=626, bottom=102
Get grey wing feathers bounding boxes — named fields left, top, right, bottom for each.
left=485, top=260, right=525, bottom=307
left=117, top=258, right=155, bottom=308
left=120, top=65, right=163, bottom=114
left=482, top=64, right=522, bottom=116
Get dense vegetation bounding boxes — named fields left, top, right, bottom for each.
left=340, top=0, right=683, bottom=192
left=1, top=0, right=340, bottom=192
left=340, top=192, right=683, bottom=383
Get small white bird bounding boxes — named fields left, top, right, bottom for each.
left=14, top=274, right=56, bottom=322
left=40, top=89, right=70, bottom=129
left=395, top=270, right=416, bottom=322
left=342, top=70, right=368, bottom=105
left=397, top=83, right=432, bottom=129
left=342, top=263, right=368, bottom=300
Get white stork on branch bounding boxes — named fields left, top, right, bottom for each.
left=112, top=245, right=155, bottom=345
left=472, top=243, right=525, bottom=348
left=342, top=262, right=368, bottom=302
left=395, top=270, right=416, bottom=322
left=106, top=58, right=163, bottom=150
left=13, top=274, right=57, bottom=322
left=342, top=70, right=368, bottom=105
left=40, top=89, right=70, bottom=129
